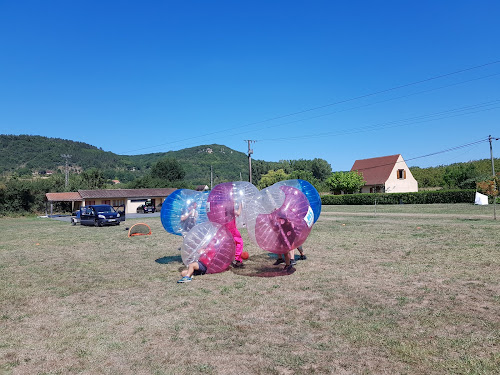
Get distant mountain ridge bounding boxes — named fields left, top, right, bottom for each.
left=0, top=134, right=251, bottom=185
left=2, top=134, right=497, bottom=188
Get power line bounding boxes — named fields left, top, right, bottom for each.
left=241, top=73, right=500, bottom=140
left=351, top=138, right=491, bottom=173
left=257, top=100, right=500, bottom=142
left=185, top=73, right=500, bottom=144
left=122, top=60, right=500, bottom=154
left=405, top=139, right=490, bottom=163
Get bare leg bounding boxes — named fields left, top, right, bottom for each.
left=181, top=262, right=200, bottom=278
left=297, top=246, right=303, bottom=256
left=273, top=253, right=285, bottom=265
left=297, top=245, right=306, bottom=259
left=284, top=251, right=291, bottom=267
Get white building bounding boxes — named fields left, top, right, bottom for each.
left=351, top=154, right=418, bottom=193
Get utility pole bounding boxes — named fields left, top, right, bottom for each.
left=210, top=165, right=213, bottom=190
left=488, top=135, right=499, bottom=220
left=244, top=140, right=255, bottom=184
left=61, top=154, right=71, bottom=189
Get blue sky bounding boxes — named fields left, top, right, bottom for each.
left=1, top=1, right=499, bottom=171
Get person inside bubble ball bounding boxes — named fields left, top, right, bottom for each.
left=272, top=217, right=302, bottom=270
left=273, top=245, right=306, bottom=267
left=177, top=246, right=216, bottom=283
left=225, top=202, right=244, bottom=268
left=180, top=201, right=198, bottom=233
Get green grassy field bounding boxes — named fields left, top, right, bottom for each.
left=1, top=204, right=499, bottom=374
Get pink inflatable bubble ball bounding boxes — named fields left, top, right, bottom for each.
left=207, top=182, right=235, bottom=225
left=181, top=221, right=236, bottom=274
left=206, top=182, right=259, bottom=227
left=254, top=186, right=314, bottom=254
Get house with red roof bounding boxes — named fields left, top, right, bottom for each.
left=350, top=154, right=418, bottom=193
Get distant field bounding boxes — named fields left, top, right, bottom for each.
left=1, top=204, right=499, bottom=374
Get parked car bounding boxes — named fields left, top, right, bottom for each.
left=79, top=204, right=121, bottom=227
left=137, top=200, right=156, bottom=213
left=71, top=210, right=81, bottom=225
left=113, top=204, right=126, bottom=222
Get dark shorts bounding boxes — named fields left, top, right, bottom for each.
left=193, top=261, right=207, bottom=276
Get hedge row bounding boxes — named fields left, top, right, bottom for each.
left=321, top=189, right=477, bottom=205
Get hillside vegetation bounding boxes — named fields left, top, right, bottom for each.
left=1, top=134, right=498, bottom=189
left=0, top=135, right=256, bottom=185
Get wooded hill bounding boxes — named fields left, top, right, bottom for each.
left=0, top=135, right=277, bottom=186
left=1, top=134, right=497, bottom=188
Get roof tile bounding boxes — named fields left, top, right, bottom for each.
left=78, top=188, right=177, bottom=199
left=46, top=188, right=177, bottom=202
left=351, top=154, right=401, bottom=185
left=46, top=192, right=83, bottom=202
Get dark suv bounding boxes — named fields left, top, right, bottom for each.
left=79, top=204, right=121, bottom=226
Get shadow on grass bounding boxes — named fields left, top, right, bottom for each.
left=230, top=253, right=296, bottom=278
left=158, top=253, right=298, bottom=277
left=155, top=255, right=183, bottom=264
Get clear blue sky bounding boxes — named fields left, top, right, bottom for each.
left=1, top=1, right=499, bottom=171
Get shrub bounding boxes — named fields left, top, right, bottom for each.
left=321, top=189, right=476, bottom=205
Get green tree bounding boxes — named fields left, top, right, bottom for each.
left=290, top=169, right=315, bottom=181
left=258, top=169, right=291, bottom=189
left=443, top=163, right=477, bottom=189
left=311, top=158, right=332, bottom=181
left=287, top=158, right=331, bottom=181
left=289, top=170, right=323, bottom=190
left=326, top=171, right=365, bottom=194
left=251, top=160, right=273, bottom=184
left=80, top=168, right=106, bottom=190
left=410, top=166, right=445, bottom=188
left=290, top=159, right=311, bottom=172
left=151, top=158, right=185, bottom=182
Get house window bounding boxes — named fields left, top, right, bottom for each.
left=103, top=200, right=111, bottom=205
left=397, top=169, right=406, bottom=179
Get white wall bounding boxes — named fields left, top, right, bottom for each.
left=384, top=155, right=418, bottom=193
left=128, top=199, right=148, bottom=214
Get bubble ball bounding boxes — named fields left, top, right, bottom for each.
left=181, top=221, right=236, bottom=274
left=273, top=179, right=322, bottom=223
left=206, top=182, right=234, bottom=225
left=231, top=181, right=259, bottom=228
left=207, top=182, right=259, bottom=227
left=244, top=184, right=287, bottom=246
left=250, top=185, right=314, bottom=254
left=161, top=189, right=209, bottom=236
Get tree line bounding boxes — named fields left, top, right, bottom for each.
left=0, top=148, right=499, bottom=215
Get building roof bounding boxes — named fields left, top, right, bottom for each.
left=350, top=154, right=401, bottom=185
left=46, top=188, right=177, bottom=202
left=78, top=188, right=177, bottom=199
left=46, top=192, right=83, bottom=202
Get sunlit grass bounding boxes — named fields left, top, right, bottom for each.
left=0, top=206, right=499, bottom=374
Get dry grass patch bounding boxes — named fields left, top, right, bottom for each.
left=1, top=205, right=499, bottom=374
